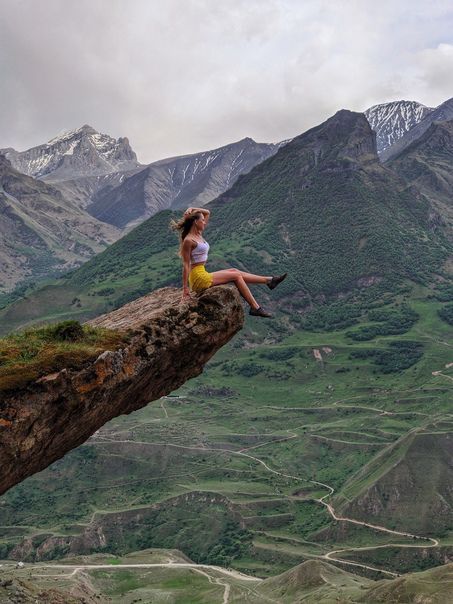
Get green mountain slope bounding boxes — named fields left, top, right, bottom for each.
left=206, top=109, right=448, bottom=296
left=257, top=559, right=371, bottom=601
left=1, top=110, right=450, bottom=334
left=363, top=562, right=453, bottom=603
left=336, top=432, right=453, bottom=535
left=389, top=119, right=453, bottom=235
left=0, top=154, right=120, bottom=295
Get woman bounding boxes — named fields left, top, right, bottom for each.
left=171, top=206, right=287, bottom=318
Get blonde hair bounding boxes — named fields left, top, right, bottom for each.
left=170, top=211, right=202, bottom=257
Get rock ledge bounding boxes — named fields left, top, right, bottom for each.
left=0, top=286, right=243, bottom=495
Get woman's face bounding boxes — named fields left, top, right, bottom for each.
left=195, top=214, right=206, bottom=231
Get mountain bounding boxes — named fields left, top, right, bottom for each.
left=0, top=129, right=283, bottom=298
left=257, top=559, right=372, bottom=601
left=1, top=125, right=143, bottom=212
left=206, top=109, right=448, bottom=296
left=388, top=119, right=453, bottom=234
left=364, top=563, right=453, bottom=603
left=1, top=124, right=140, bottom=182
left=0, top=154, right=120, bottom=294
left=335, top=432, right=453, bottom=535
left=1, top=109, right=449, bottom=331
left=364, top=100, right=434, bottom=155
left=2, top=128, right=284, bottom=225
left=381, top=97, right=453, bottom=161
left=87, top=137, right=282, bottom=229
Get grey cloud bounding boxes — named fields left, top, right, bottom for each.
left=1, top=0, right=453, bottom=163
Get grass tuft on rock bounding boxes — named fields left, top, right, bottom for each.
left=0, top=321, right=129, bottom=393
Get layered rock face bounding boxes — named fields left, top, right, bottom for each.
left=0, top=285, right=244, bottom=495
left=88, top=137, right=282, bottom=229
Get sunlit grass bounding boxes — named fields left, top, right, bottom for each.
left=0, top=320, right=129, bottom=392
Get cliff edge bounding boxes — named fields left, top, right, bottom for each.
left=0, top=285, right=244, bottom=495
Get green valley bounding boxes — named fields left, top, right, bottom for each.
left=1, top=281, right=451, bottom=592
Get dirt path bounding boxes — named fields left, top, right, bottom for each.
left=262, top=403, right=391, bottom=414
left=191, top=566, right=231, bottom=603
left=93, top=432, right=441, bottom=578
left=432, top=371, right=453, bottom=383
left=261, top=404, right=429, bottom=417
left=238, top=432, right=298, bottom=453
left=307, top=433, right=389, bottom=446
left=32, top=562, right=262, bottom=581
left=160, top=400, right=169, bottom=418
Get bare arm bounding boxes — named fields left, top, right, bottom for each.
left=184, top=206, right=210, bottom=222
left=181, top=238, right=193, bottom=301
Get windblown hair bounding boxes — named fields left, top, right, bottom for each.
left=170, top=212, right=202, bottom=257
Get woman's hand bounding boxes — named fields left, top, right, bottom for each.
left=180, top=288, right=192, bottom=303
left=184, top=206, right=209, bottom=217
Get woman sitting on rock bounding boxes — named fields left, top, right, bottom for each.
left=171, top=206, right=286, bottom=318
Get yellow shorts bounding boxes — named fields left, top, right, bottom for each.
left=189, top=265, right=213, bottom=293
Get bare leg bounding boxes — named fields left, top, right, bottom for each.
left=211, top=268, right=271, bottom=285
left=238, top=270, right=272, bottom=284
left=211, top=269, right=260, bottom=308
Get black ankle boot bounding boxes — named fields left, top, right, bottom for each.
left=267, top=273, right=287, bottom=290
left=249, top=306, right=273, bottom=318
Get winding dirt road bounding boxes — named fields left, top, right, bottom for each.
left=91, top=385, right=447, bottom=582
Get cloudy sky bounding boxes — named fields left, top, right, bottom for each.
left=1, top=0, right=453, bottom=163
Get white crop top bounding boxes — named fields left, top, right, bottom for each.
left=191, top=239, right=210, bottom=263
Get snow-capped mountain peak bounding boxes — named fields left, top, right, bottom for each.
left=364, top=100, right=435, bottom=154
left=1, top=126, right=140, bottom=181
left=46, top=124, right=97, bottom=146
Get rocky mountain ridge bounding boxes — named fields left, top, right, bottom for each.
left=0, top=128, right=287, bottom=294
left=88, top=136, right=283, bottom=229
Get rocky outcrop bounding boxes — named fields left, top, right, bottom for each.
left=0, top=286, right=244, bottom=495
